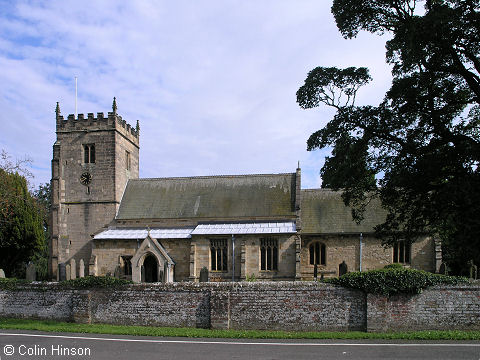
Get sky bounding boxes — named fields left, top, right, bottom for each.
left=0, top=0, right=393, bottom=189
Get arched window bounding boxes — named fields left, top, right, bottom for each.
left=309, top=242, right=326, bottom=265
left=122, top=256, right=132, bottom=277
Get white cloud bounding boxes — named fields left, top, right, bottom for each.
left=0, top=0, right=392, bottom=189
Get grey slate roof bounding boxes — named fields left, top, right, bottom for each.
left=94, top=222, right=296, bottom=240
left=192, top=221, right=296, bottom=235
left=301, top=189, right=386, bottom=234
left=94, top=228, right=194, bottom=239
left=116, top=174, right=296, bottom=220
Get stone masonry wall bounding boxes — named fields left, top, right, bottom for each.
left=1, top=283, right=479, bottom=332
left=367, top=284, right=480, bottom=332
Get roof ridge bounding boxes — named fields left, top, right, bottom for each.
left=131, top=173, right=295, bottom=181
left=301, top=188, right=338, bottom=192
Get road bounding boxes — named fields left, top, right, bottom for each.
left=0, top=330, right=479, bottom=360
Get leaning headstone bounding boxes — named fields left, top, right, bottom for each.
left=114, top=266, right=121, bottom=279
left=70, top=258, right=76, bottom=280
left=468, top=260, right=478, bottom=280
left=0, top=269, right=5, bottom=278
left=26, top=263, right=36, bottom=281
left=439, top=262, right=448, bottom=275
left=339, top=261, right=348, bottom=276
left=66, top=264, right=71, bottom=281
left=199, top=267, right=209, bottom=282
left=58, top=263, right=66, bottom=281
left=79, top=259, right=85, bottom=278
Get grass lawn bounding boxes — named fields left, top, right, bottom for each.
left=0, top=318, right=479, bottom=340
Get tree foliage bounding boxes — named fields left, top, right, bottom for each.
left=0, top=169, right=44, bottom=277
left=0, top=151, right=47, bottom=278
left=297, top=0, right=480, bottom=274
left=325, top=266, right=468, bottom=296
left=31, top=182, right=51, bottom=280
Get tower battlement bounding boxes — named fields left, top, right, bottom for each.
left=55, top=100, right=140, bottom=146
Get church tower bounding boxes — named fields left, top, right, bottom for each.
left=49, top=99, right=140, bottom=279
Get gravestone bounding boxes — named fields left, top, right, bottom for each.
left=58, top=263, right=66, bottom=281
left=439, top=262, right=449, bottom=275
left=468, top=260, right=478, bottom=280
left=70, top=258, right=76, bottom=280
left=114, top=266, right=121, bottom=279
left=79, top=259, right=85, bottom=278
left=66, top=264, right=71, bottom=281
left=89, top=255, right=97, bottom=277
left=26, top=263, right=36, bottom=281
left=199, top=267, right=209, bottom=282
left=0, top=269, right=5, bottom=278
left=339, top=261, right=348, bottom=276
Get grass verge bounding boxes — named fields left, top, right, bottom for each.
left=0, top=318, right=479, bottom=340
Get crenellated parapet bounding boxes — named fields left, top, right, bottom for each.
left=55, top=100, right=139, bottom=146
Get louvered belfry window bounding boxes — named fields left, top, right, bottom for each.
left=83, top=144, right=95, bottom=163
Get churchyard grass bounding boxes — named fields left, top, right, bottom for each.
left=0, top=318, right=479, bottom=340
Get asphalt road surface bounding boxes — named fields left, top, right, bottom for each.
left=1, top=330, right=479, bottom=360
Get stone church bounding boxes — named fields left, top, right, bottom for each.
left=49, top=101, right=440, bottom=282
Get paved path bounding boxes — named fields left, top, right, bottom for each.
left=0, top=330, right=479, bottom=360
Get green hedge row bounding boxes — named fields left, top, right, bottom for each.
left=325, top=266, right=468, bottom=296
left=0, top=278, right=30, bottom=290
left=0, top=276, right=132, bottom=290
left=59, top=276, right=132, bottom=288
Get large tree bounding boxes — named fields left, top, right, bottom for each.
left=31, top=182, right=51, bottom=280
left=0, top=151, right=45, bottom=278
left=297, top=0, right=480, bottom=275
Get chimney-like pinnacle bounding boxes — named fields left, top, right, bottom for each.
left=112, top=97, right=117, bottom=114
left=55, top=102, right=61, bottom=117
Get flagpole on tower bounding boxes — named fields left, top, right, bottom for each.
left=75, top=76, right=78, bottom=118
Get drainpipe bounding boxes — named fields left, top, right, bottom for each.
left=232, top=234, right=236, bottom=282
left=359, top=233, right=363, bottom=272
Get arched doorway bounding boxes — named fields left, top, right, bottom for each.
left=143, top=254, right=158, bottom=283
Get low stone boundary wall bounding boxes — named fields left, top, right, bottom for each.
left=0, top=282, right=479, bottom=332
left=367, top=285, right=480, bottom=332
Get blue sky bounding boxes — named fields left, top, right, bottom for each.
left=0, top=0, right=392, bottom=189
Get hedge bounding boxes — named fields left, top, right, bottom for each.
left=324, top=267, right=469, bottom=296
left=59, top=276, right=132, bottom=288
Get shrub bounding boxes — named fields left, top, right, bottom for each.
left=60, top=276, right=132, bottom=289
left=0, top=278, right=29, bottom=290
left=324, top=268, right=468, bottom=296
left=383, top=263, right=404, bottom=270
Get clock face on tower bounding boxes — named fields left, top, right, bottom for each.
left=80, top=172, right=92, bottom=186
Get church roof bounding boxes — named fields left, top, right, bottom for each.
left=93, top=221, right=297, bottom=240
left=192, top=221, right=296, bottom=235
left=116, top=173, right=297, bottom=220
left=300, top=189, right=386, bottom=234
left=94, top=228, right=194, bottom=239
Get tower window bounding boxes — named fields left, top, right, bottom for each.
left=393, top=240, right=411, bottom=264
left=83, top=144, right=95, bottom=163
left=210, top=239, right=227, bottom=271
left=260, top=238, right=278, bottom=271
left=309, top=242, right=326, bottom=265
left=126, top=150, right=131, bottom=170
